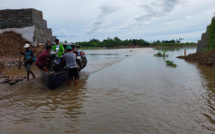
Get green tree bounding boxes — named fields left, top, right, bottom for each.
left=90, top=39, right=100, bottom=43
left=113, top=37, right=121, bottom=42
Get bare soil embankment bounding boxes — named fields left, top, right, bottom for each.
left=0, top=31, right=47, bottom=87
left=0, top=31, right=45, bottom=74
left=177, top=49, right=215, bottom=67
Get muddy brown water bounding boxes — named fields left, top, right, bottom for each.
left=1, top=47, right=215, bottom=134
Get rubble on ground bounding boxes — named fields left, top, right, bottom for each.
left=0, top=75, right=26, bottom=85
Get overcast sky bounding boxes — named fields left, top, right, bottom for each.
left=1, top=0, right=215, bottom=43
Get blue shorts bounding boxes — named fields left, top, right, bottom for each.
left=25, top=63, right=32, bottom=73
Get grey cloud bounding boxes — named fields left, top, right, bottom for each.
left=87, top=4, right=117, bottom=34
left=111, top=0, right=181, bottom=34
left=87, top=0, right=181, bottom=35
left=135, top=0, right=180, bottom=21
left=162, top=0, right=179, bottom=12
left=94, top=22, right=103, bottom=25
left=99, top=5, right=116, bottom=17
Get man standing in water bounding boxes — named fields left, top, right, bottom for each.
left=62, top=46, right=79, bottom=86
left=21, top=43, right=36, bottom=80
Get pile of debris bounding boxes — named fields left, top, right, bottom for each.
left=0, top=75, right=26, bottom=85
left=0, top=58, right=21, bottom=75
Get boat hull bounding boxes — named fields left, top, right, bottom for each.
left=41, top=70, right=67, bottom=89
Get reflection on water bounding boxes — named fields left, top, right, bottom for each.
left=0, top=77, right=87, bottom=133
left=1, top=48, right=215, bottom=133
left=195, top=65, right=215, bottom=131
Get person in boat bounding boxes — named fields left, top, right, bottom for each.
left=62, top=45, right=79, bottom=86
left=35, top=45, right=52, bottom=73
left=45, top=40, right=55, bottom=49
left=71, top=45, right=81, bottom=58
left=52, top=39, right=64, bottom=57
left=45, top=40, right=52, bottom=47
left=20, top=43, right=36, bottom=80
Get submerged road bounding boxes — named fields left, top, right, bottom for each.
left=1, top=47, right=215, bottom=134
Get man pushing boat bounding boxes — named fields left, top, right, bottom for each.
left=62, top=46, right=79, bottom=86
left=35, top=45, right=52, bottom=73
left=35, top=41, right=85, bottom=89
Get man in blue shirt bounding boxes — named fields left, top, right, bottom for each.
left=20, top=43, right=36, bottom=80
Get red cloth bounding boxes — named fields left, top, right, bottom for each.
left=35, top=51, right=50, bottom=66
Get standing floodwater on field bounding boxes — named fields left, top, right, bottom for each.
left=1, top=47, right=215, bottom=134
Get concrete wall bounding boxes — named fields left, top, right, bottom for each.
left=0, top=8, right=56, bottom=47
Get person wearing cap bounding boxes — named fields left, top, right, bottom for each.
left=52, top=39, right=64, bottom=57
left=35, top=45, right=52, bottom=73
left=20, top=43, right=36, bottom=80
left=62, top=45, right=79, bottom=86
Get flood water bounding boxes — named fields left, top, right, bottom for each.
left=1, top=47, right=215, bottom=133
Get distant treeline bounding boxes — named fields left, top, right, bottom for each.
left=75, top=37, right=149, bottom=48
left=151, top=40, right=197, bottom=47
left=70, top=37, right=196, bottom=48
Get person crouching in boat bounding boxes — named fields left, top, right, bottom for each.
left=62, top=46, right=79, bottom=86
left=35, top=45, right=52, bottom=73
left=20, top=43, right=36, bottom=80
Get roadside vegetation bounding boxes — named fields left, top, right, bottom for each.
left=154, top=51, right=169, bottom=57
left=166, top=60, right=177, bottom=68
left=207, top=18, right=215, bottom=50
left=154, top=51, right=177, bottom=68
